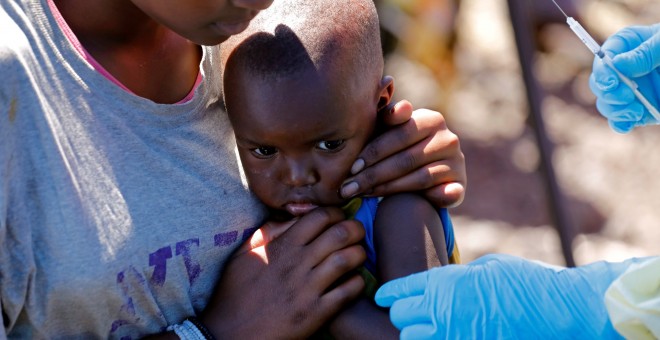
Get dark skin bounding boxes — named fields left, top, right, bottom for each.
left=231, top=194, right=447, bottom=340
left=202, top=208, right=368, bottom=339
left=55, top=0, right=466, bottom=337
left=223, top=52, right=447, bottom=338
left=329, top=193, right=448, bottom=339
left=54, top=0, right=204, bottom=104
left=148, top=208, right=367, bottom=340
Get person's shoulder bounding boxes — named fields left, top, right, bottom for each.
left=0, top=4, right=32, bottom=72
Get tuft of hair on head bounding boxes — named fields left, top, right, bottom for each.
left=220, top=0, right=383, bottom=83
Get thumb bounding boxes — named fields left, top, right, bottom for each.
left=379, top=100, right=413, bottom=126
left=613, top=27, right=660, bottom=78
left=233, top=220, right=295, bottom=255
left=375, top=270, right=429, bottom=307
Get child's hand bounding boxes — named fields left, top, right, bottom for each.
left=340, top=100, right=466, bottom=208
left=201, top=207, right=367, bottom=338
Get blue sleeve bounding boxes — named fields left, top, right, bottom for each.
left=354, top=199, right=456, bottom=273
left=353, top=197, right=379, bottom=273
left=439, top=208, right=455, bottom=259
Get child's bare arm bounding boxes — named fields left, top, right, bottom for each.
left=325, top=298, right=398, bottom=339
left=374, top=193, right=448, bottom=281
left=326, top=193, right=448, bottom=339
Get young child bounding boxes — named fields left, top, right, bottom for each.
left=219, top=0, right=460, bottom=338
left=1, top=0, right=468, bottom=337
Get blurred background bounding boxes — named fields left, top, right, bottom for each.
left=375, top=0, right=660, bottom=266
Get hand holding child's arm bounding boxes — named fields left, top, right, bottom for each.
left=200, top=207, right=367, bottom=339
left=340, top=100, right=466, bottom=208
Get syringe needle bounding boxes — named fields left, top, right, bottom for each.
left=547, top=0, right=660, bottom=123
left=551, top=0, right=569, bottom=18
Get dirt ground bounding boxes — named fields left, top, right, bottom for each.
left=381, top=0, right=660, bottom=266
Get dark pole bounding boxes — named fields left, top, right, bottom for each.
left=506, top=0, right=576, bottom=267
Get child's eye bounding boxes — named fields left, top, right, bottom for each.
left=251, top=146, right=278, bottom=157
left=316, top=140, right=345, bottom=151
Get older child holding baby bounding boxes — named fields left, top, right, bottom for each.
left=220, top=0, right=460, bottom=338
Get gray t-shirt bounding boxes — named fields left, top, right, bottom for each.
left=0, top=1, right=267, bottom=338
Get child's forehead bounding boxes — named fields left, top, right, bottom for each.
left=238, top=67, right=371, bottom=114
left=226, top=60, right=377, bottom=141
left=234, top=112, right=362, bottom=150
left=237, top=98, right=367, bottom=136
left=230, top=86, right=373, bottom=145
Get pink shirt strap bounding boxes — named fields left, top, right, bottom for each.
left=46, top=0, right=202, bottom=104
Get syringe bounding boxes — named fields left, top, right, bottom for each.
left=550, top=0, right=660, bottom=121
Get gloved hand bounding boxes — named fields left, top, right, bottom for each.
left=375, top=254, right=643, bottom=339
left=589, top=23, right=660, bottom=133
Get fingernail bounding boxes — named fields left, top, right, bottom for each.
left=351, top=159, right=365, bottom=174
left=341, top=182, right=359, bottom=198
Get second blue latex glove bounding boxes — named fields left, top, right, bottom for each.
left=589, top=23, right=660, bottom=133
left=375, top=254, right=642, bottom=339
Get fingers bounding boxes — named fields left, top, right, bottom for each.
left=271, top=207, right=365, bottom=279
left=379, top=99, right=414, bottom=126
left=309, top=244, right=366, bottom=289
left=306, top=219, right=365, bottom=266
left=608, top=119, right=635, bottom=134
left=364, top=107, right=445, bottom=172
left=389, top=295, right=431, bottom=330
left=375, top=270, right=430, bottom=307
left=601, top=26, right=651, bottom=55
left=604, top=25, right=660, bottom=77
left=311, top=246, right=367, bottom=325
left=423, top=182, right=466, bottom=208
left=341, top=109, right=462, bottom=199
left=614, top=33, right=660, bottom=78
left=595, top=99, right=644, bottom=122
left=280, top=207, right=346, bottom=245
left=238, top=220, right=297, bottom=254
left=589, top=64, right=644, bottom=130
left=400, top=324, right=437, bottom=340
left=591, top=24, right=660, bottom=134
left=318, top=274, right=365, bottom=318
left=589, top=64, right=635, bottom=106
left=366, top=159, right=465, bottom=207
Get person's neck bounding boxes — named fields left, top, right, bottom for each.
left=53, top=0, right=202, bottom=104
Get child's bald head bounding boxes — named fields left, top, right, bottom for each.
left=220, top=0, right=395, bottom=214
left=220, top=0, right=384, bottom=86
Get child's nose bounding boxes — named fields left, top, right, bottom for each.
left=282, top=158, right=318, bottom=187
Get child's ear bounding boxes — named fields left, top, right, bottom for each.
left=376, top=75, right=395, bottom=111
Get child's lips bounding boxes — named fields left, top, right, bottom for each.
left=211, top=19, right=252, bottom=36
left=285, top=202, right=319, bottom=216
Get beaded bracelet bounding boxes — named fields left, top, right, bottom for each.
left=166, top=317, right=216, bottom=340
left=185, top=317, right=216, bottom=340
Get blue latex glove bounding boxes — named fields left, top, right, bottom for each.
left=589, top=23, right=660, bottom=133
left=375, top=254, right=643, bottom=339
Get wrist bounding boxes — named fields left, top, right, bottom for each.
left=198, top=312, right=231, bottom=340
